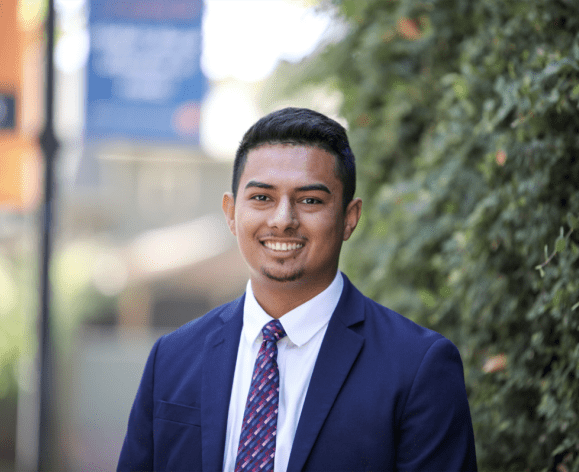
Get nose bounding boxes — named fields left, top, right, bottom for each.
left=268, top=197, right=298, bottom=230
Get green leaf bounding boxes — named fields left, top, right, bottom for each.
left=555, top=237, right=566, bottom=253
left=567, top=213, right=579, bottom=230
left=419, top=289, right=437, bottom=309
left=535, top=265, right=545, bottom=278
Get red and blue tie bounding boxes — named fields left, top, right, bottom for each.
left=235, top=319, right=287, bottom=472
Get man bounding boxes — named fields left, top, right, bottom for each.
left=118, top=107, right=477, bottom=471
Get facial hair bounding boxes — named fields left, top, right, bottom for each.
left=261, top=264, right=304, bottom=282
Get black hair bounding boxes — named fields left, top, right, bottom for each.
left=232, top=107, right=356, bottom=210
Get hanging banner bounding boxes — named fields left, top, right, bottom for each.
left=86, top=0, right=206, bottom=143
left=0, top=0, right=42, bottom=211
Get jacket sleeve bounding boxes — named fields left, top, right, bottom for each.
left=117, top=337, right=161, bottom=472
left=396, top=337, right=478, bottom=471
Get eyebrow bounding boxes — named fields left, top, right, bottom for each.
left=245, top=181, right=274, bottom=190
left=244, top=181, right=331, bottom=194
left=296, top=184, right=331, bottom=194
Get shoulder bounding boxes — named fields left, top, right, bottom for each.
left=366, top=294, right=443, bottom=345
left=343, top=275, right=443, bottom=342
left=155, top=294, right=244, bottom=356
left=340, top=275, right=456, bottom=365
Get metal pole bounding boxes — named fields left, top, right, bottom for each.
left=38, top=0, right=59, bottom=468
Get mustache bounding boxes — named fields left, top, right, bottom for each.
left=260, top=232, right=308, bottom=240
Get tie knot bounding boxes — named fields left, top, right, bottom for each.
left=262, top=319, right=286, bottom=343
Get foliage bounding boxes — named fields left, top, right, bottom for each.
left=305, top=0, right=579, bottom=470
left=0, top=254, right=29, bottom=400
left=0, top=241, right=116, bottom=401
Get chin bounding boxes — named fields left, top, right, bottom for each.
left=261, top=267, right=304, bottom=283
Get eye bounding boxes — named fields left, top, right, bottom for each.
left=302, top=197, right=322, bottom=205
left=251, top=194, right=269, bottom=202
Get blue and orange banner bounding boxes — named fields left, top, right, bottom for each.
left=0, top=0, right=42, bottom=211
left=86, top=0, right=207, bottom=143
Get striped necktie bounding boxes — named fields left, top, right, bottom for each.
left=235, top=319, right=287, bottom=472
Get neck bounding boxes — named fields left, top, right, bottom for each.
left=250, top=273, right=337, bottom=319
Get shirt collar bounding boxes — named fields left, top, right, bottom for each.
left=243, top=272, right=344, bottom=347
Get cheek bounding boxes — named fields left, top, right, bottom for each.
left=235, top=214, right=263, bottom=244
left=308, top=210, right=341, bottom=226
left=235, top=209, right=256, bottom=231
left=314, top=214, right=344, bottom=234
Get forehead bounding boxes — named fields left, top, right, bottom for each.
left=241, top=144, right=339, bottom=185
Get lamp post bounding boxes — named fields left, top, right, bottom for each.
left=38, top=0, right=60, bottom=468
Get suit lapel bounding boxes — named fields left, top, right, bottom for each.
left=201, top=295, right=244, bottom=472
left=287, top=276, right=365, bottom=472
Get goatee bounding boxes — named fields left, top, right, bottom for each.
left=261, top=266, right=304, bottom=282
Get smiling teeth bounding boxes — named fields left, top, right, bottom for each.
left=264, top=242, right=304, bottom=251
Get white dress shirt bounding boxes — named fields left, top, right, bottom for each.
left=222, top=272, right=344, bottom=472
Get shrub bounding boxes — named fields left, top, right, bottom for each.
left=310, top=0, right=579, bottom=469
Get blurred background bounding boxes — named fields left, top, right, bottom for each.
left=1, top=0, right=578, bottom=471
left=0, top=0, right=341, bottom=469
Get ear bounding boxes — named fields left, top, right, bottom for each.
left=222, top=192, right=236, bottom=236
left=343, top=198, right=362, bottom=241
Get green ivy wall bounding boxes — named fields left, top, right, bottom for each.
left=311, top=0, right=579, bottom=470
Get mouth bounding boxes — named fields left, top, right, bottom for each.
left=262, top=241, right=304, bottom=252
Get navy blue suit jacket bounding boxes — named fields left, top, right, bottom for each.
left=118, top=274, right=477, bottom=471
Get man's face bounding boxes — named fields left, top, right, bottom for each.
left=223, top=144, right=361, bottom=293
